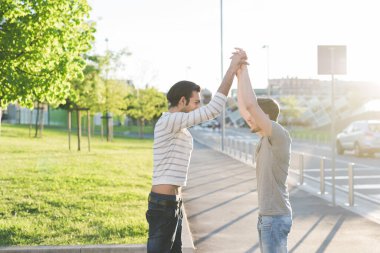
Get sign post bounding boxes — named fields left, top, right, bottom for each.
left=318, top=45, right=347, bottom=206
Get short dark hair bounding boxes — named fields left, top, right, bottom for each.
left=257, top=97, right=280, bottom=121
left=167, top=80, right=201, bottom=108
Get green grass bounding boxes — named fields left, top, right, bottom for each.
left=289, top=128, right=331, bottom=143
left=0, top=124, right=152, bottom=246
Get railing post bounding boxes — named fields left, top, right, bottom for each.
left=245, top=141, right=249, bottom=163
left=319, top=157, right=326, bottom=194
left=252, top=143, right=256, bottom=166
left=348, top=163, right=355, bottom=206
left=233, top=139, right=237, bottom=157
left=226, top=137, right=230, bottom=155
left=239, top=140, right=245, bottom=161
left=299, top=153, right=304, bottom=185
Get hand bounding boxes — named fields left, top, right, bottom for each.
left=229, top=48, right=248, bottom=74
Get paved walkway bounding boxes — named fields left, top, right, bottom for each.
left=182, top=142, right=380, bottom=253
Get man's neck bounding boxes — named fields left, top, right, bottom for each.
left=169, top=107, right=182, bottom=113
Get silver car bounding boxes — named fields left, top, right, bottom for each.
left=336, top=120, right=380, bottom=156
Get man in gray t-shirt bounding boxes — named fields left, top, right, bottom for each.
left=237, top=63, right=292, bottom=253
left=255, top=121, right=292, bottom=216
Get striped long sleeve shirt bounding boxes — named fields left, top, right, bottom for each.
left=152, top=92, right=227, bottom=186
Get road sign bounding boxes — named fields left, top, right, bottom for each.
left=318, top=45, right=347, bottom=75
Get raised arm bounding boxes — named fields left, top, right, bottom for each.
left=237, top=76, right=254, bottom=129
left=217, top=48, right=248, bottom=96
left=237, top=65, right=272, bottom=136
left=155, top=48, right=248, bottom=134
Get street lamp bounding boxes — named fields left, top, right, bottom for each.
left=220, top=0, right=226, bottom=151
left=262, top=45, right=270, bottom=96
left=104, top=38, right=112, bottom=141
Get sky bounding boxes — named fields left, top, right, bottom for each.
left=88, top=0, right=380, bottom=94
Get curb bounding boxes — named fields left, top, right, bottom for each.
left=182, top=203, right=196, bottom=253
left=0, top=244, right=146, bottom=253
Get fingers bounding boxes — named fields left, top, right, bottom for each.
left=232, top=48, right=247, bottom=60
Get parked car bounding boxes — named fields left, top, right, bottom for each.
left=336, top=120, right=380, bottom=156
left=200, top=119, right=220, bottom=129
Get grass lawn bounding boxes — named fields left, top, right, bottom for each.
left=0, top=124, right=152, bottom=246
left=289, top=128, right=330, bottom=143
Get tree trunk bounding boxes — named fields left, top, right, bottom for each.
left=77, top=109, right=81, bottom=151
left=34, top=102, right=40, bottom=138
left=68, top=110, right=71, bottom=150
left=29, top=109, right=33, bottom=137
left=39, top=105, right=44, bottom=138
left=110, top=115, right=113, bottom=142
left=140, top=119, right=145, bottom=139
left=106, top=112, right=110, bottom=142
left=82, top=113, right=86, bottom=136
left=87, top=111, right=91, bottom=152
left=0, top=107, right=2, bottom=137
left=100, top=115, right=104, bottom=141
left=92, top=115, right=95, bottom=138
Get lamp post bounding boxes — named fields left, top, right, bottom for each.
left=220, top=0, right=226, bottom=151
left=262, top=45, right=270, bottom=96
left=104, top=38, right=111, bottom=142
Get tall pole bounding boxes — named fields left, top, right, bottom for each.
left=263, top=45, right=270, bottom=96
left=105, top=38, right=110, bottom=142
left=220, top=0, right=225, bottom=151
left=330, top=47, right=336, bottom=206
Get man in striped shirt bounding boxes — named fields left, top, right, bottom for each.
left=146, top=48, right=248, bottom=253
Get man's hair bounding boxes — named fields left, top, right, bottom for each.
left=167, top=80, right=201, bottom=108
left=257, top=97, right=280, bottom=121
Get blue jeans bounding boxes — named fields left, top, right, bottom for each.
left=146, top=192, right=183, bottom=253
left=257, top=214, right=292, bottom=253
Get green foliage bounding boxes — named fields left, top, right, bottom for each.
left=68, top=55, right=105, bottom=112
left=0, top=0, right=95, bottom=108
left=279, top=96, right=303, bottom=125
left=103, top=79, right=130, bottom=117
left=100, top=48, right=131, bottom=80
left=125, top=87, right=167, bottom=122
left=99, top=48, right=131, bottom=115
left=67, top=49, right=131, bottom=117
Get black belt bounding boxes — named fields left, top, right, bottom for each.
left=148, top=194, right=182, bottom=208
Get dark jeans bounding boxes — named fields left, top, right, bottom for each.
left=146, top=192, right=183, bottom=253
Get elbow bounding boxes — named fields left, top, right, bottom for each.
left=245, top=101, right=256, bottom=111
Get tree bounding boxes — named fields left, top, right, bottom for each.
left=69, top=55, right=105, bottom=112
left=125, top=87, right=167, bottom=138
left=0, top=0, right=95, bottom=109
left=62, top=54, right=105, bottom=150
left=279, top=96, right=303, bottom=126
left=98, top=48, right=131, bottom=141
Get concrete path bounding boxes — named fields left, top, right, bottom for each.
left=182, top=142, right=380, bottom=253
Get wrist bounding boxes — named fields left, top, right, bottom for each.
left=228, top=65, right=238, bottom=75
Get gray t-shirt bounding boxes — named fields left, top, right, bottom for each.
left=255, top=121, right=292, bottom=216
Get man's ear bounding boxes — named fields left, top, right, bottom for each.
left=179, top=96, right=186, bottom=107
